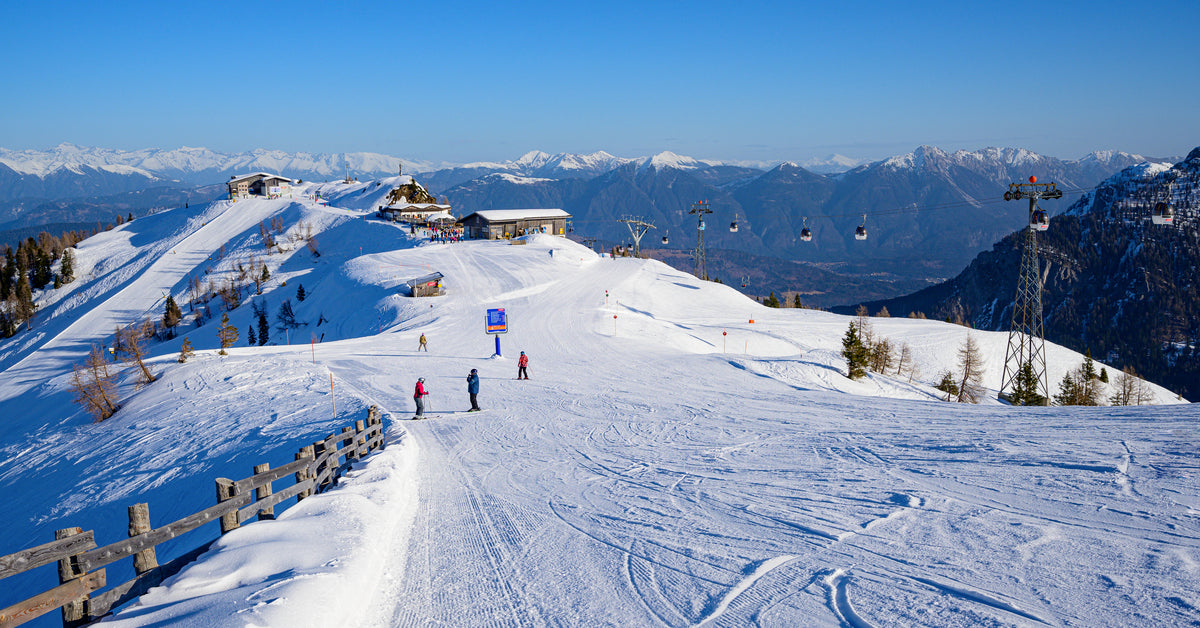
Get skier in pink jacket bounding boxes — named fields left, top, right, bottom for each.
left=517, top=351, right=530, bottom=380
left=413, top=377, right=429, bottom=419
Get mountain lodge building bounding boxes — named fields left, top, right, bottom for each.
left=227, top=173, right=295, bottom=200
left=459, top=209, right=572, bottom=239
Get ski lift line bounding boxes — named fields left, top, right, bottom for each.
left=567, top=183, right=1100, bottom=232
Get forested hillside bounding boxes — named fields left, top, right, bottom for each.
left=847, top=149, right=1200, bottom=400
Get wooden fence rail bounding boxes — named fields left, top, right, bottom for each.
left=0, top=405, right=387, bottom=628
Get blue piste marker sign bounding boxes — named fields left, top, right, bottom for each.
left=486, top=308, right=508, bottom=334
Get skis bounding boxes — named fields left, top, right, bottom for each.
left=411, top=409, right=487, bottom=420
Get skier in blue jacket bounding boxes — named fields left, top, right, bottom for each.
left=466, top=369, right=481, bottom=411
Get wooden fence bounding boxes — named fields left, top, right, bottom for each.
left=0, top=405, right=387, bottom=628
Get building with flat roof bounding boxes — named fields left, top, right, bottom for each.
left=458, top=209, right=571, bottom=239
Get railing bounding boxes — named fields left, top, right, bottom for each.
left=0, top=406, right=387, bottom=628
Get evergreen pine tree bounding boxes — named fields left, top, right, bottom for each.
left=296, top=284, right=306, bottom=302
left=841, top=322, right=869, bottom=379
left=1, top=247, right=15, bottom=301
left=261, top=265, right=270, bottom=283
left=1099, top=367, right=1108, bottom=383
left=793, top=294, right=802, bottom=309
left=257, top=310, right=270, bottom=345
left=764, top=292, right=780, bottom=308
left=163, top=295, right=183, bottom=331
left=247, top=325, right=257, bottom=346
left=60, top=248, right=74, bottom=284
left=1009, top=360, right=1046, bottom=406
left=15, top=274, right=35, bottom=326
left=935, top=371, right=959, bottom=401
left=1054, top=372, right=1081, bottom=406
left=1080, top=351, right=1100, bottom=405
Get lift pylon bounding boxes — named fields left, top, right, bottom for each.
left=689, top=200, right=713, bottom=280
left=618, top=217, right=656, bottom=257
left=999, top=177, right=1062, bottom=404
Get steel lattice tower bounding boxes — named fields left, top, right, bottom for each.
left=999, top=179, right=1061, bottom=404
left=689, top=200, right=712, bottom=280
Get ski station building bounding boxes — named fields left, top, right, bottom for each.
left=377, top=201, right=455, bottom=225
left=459, top=209, right=572, bottom=239
left=226, top=173, right=295, bottom=200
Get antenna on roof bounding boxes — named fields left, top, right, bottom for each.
left=344, top=160, right=352, bottom=184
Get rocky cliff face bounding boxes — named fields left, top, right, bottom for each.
left=845, top=149, right=1200, bottom=400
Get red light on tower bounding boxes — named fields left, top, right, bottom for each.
left=1029, top=176, right=1037, bottom=184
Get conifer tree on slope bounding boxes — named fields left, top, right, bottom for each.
left=257, top=309, right=270, bottom=346
left=842, top=322, right=869, bottom=379
left=1009, top=360, right=1046, bottom=406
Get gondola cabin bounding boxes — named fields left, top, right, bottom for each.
left=854, top=225, right=867, bottom=241
left=800, top=227, right=812, bottom=242
left=661, top=234, right=669, bottom=244
left=1031, top=209, right=1049, bottom=231
left=1152, top=202, right=1174, bottom=225
left=729, top=221, right=738, bottom=233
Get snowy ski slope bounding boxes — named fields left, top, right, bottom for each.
left=0, top=184, right=1195, bottom=627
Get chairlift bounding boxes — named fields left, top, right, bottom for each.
left=800, top=216, right=812, bottom=242
left=1152, top=202, right=1174, bottom=225
left=1030, top=209, right=1049, bottom=231
left=854, top=214, right=868, bottom=241
left=740, top=276, right=749, bottom=289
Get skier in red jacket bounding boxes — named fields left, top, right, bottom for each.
left=413, top=377, right=429, bottom=419
left=517, top=351, right=529, bottom=380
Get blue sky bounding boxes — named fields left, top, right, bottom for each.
left=1, top=0, right=1197, bottom=164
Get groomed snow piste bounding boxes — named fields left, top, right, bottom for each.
left=0, top=182, right=1195, bottom=627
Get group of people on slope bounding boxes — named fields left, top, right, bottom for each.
left=410, top=350, right=531, bottom=419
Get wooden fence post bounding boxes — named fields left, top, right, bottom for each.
left=296, top=445, right=315, bottom=501
left=326, top=432, right=339, bottom=487
left=341, top=426, right=355, bottom=464
left=128, top=503, right=158, bottom=575
left=355, top=419, right=366, bottom=458
left=215, top=479, right=240, bottom=534
left=254, top=463, right=274, bottom=521
left=312, top=440, right=327, bottom=493
left=56, top=527, right=89, bottom=628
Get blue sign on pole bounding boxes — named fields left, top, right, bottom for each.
left=486, top=308, right=507, bottom=334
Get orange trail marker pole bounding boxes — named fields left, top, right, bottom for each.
left=330, top=373, right=336, bottom=417
left=311, top=339, right=316, bottom=364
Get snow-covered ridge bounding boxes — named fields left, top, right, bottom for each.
left=0, top=143, right=445, bottom=179
left=877, top=145, right=1148, bottom=172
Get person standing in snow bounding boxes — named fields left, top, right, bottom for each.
left=418, top=333, right=428, bottom=351
left=467, top=369, right=481, bottom=411
left=517, top=351, right=529, bottom=380
left=413, top=377, right=429, bottom=419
